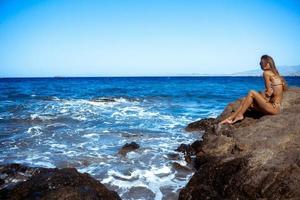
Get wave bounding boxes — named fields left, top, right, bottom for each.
left=0, top=115, right=83, bottom=125
left=102, top=165, right=189, bottom=200
left=26, top=125, right=43, bottom=136
left=36, top=96, right=61, bottom=101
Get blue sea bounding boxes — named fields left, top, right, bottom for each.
left=1, top=76, right=300, bottom=199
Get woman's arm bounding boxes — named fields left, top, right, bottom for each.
left=263, top=71, right=273, bottom=97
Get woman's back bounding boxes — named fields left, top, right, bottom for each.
left=270, top=74, right=284, bottom=104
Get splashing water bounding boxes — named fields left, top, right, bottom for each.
left=1, top=77, right=299, bottom=199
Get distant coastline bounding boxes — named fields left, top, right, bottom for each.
left=177, top=65, right=300, bottom=77
left=0, top=75, right=299, bottom=79
left=0, top=65, right=299, bottom=78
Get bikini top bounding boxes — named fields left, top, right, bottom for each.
left=270, top=74, right=284, bottom=87
left=269, top=74, right=283, bottom=104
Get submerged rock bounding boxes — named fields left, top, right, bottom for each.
left=172, top=162, right=193, bottom=172
left=118, top=142, right=140, bottom=156
left=175, top=144, right=194, bottom=155
left=166, top=153, right=181, bottom=160
left=91, top=97, right=116, bottom=103
left=179, top=87, right=300, bottom=199
left=0, top=163, right=121, bottom=200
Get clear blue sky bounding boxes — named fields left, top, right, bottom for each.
left=0, top=0, right=300, bottom=77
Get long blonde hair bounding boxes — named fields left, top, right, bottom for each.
left=261, top=55, right=288, bottom=91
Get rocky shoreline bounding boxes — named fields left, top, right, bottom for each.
left=0, top=163, right=121, bottom=200
left=1, top=88, right=300, bottom=200
left=178, top=87, right=300, bottom=199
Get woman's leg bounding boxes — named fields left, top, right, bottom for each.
left=230, top=97, right=252, bottom=119
left=230, top=91, right=254, bottom=123
left=219, top=97, right=249, bottom=124
left=231, top=90, right=277, bottom=123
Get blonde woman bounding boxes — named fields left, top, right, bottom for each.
left=220, top=55, right=288, bottom=124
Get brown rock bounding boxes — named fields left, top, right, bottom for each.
left=118, top=142, right=140, bottom=156
left=179, top=87, right=300, bottom=199
left=175, top=144, right=194, bottom=155
left=0, top=164, right=121, bottom=200
left=185, top=118, right=216, bottom=133
left=166, top=153, right=181, bottom=160
left=172, top=162, right=193, bottom=172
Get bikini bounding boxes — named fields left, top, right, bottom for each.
left=269, top=74, right=283, bottom=110
left=271, top=101, right=282, bottom=110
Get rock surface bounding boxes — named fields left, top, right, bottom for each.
left=0, top=163, right=121, bottom=200
left=118, top=142, right=140, bottom=156
left=179, top=87, right=300, bottom=200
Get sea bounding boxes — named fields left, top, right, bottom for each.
left=1, top=76, right=300, bottom=200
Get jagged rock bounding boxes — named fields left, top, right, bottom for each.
left=175, top=144, right=194, bottom=155
left=166, top=153, right=181, bottom=160
left=172, top=162, right=193, bottom=172
left=118, top=142, right=140, bottom=155
left=179, top=87, right=300, bottom=200
left=0, top=163, right=121, bottom=200
left=185, top=118, right=216, bottom=133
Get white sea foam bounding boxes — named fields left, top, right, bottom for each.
left=102, top=165, right=180, bottom=200
left=49, top=143, right=67, bottom=149
left=88, top=101, right=112, bottom=107
left=46, top=123, right=67, bottom=128
left=71, top=115, right=87, bottom=121
left=26, top=126, right=43, bottom=136
left=2, top=93, right=207, bottom=200
left=21, top=156, right=56, bottom=168
left=60, top=108, right=68, bottom=113
left=30, top=114, right=39, bottom=120
left=82, top=133, right=98, bottom=138
left=33, top=161, right=56, bottom=168
left=30, top=114, right=55, bottom=121
left=207, top=108, right=222, bottom=118
left=63, top=150, right=78, bottom=155
left=52, top=96, right=60, bottom=101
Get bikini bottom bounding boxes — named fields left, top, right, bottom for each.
left=272, top=102, right=282, bottom=112
left=263, top=96, right=282, bottom=111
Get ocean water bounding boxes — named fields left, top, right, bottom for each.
left=0, top=76, right=299, bottom=199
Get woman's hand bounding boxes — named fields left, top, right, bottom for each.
left=265, top=89, right=273, bottom=97
left=259, top=91, right=269, bottom=101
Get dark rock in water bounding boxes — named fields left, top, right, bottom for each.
left=175, top=144, right=194, bottom=155
left=122, top=186, right=155, bottom=200
left=172, top=162, right=194, bottom=180
left=172, top=162, right=193, bottom=172
left=0, top=163, right=42, bottom=190
left=190, top=140, right=202, bottom=154
left=121, top=132, right=143, bottom=138
left=179, top=88, right=300, bottom=199
left=118, top=142, right=140, bottom=156
left=176, top=141, right=205, bottom=164
left=0, top=163, right=121, bottom=200
left=166, top=153, right=181, bottom=160
left=91, top=97, right=116, bottom=103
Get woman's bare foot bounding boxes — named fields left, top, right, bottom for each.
left=219, top=116, right=234, bottom=124
left=230, top=115, right=244, bottom=124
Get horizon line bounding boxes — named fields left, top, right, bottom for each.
left=1, top=75, right=299, bottom=79
left=0, top=64, right=299, bottom=79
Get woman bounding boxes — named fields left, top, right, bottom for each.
left=220, top=55, right=288, bottom=124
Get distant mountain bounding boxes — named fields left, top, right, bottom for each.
left=172, top=65, right=300, bottom=77
left=231, top=65, right=300, bottom=76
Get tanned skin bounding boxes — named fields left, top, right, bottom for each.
left=219, top=58, right=284, bottom=124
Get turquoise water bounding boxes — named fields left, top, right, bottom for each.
left=1, top=76, right=299, bottom=199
